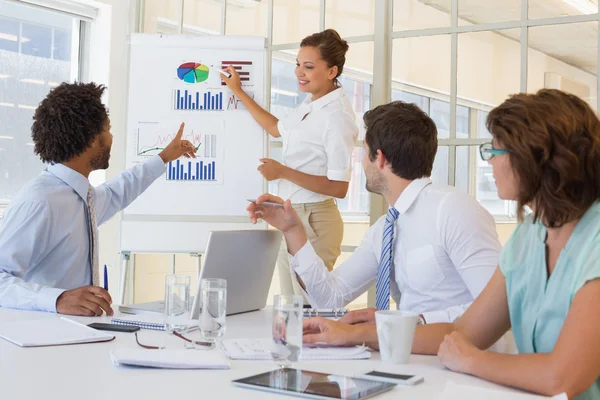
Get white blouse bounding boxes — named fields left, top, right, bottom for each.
left=277, top=87, right=358, bottom=204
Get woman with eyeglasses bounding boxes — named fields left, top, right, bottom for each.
left=298, top=89, right=600, bottom=399
left=412, top=89, right=600, bottom=399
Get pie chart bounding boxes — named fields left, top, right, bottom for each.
left=177, top=62, right=209, bottom=83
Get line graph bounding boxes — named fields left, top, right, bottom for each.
left=226, top=91, right=254, bottom=111
left=135, top=126, right=204, bottom=156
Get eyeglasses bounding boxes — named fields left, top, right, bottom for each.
left=479, top=142, right=509, bottom=161
left=135, top=331, right=214, bottom=350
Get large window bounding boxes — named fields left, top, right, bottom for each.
left=0, top=0, right=81, bottom=214
left=140, top=0, right=599, bottom=222
left=136, top=0, right=600, bottom=307
left=392, top=0, right=597, bottom=220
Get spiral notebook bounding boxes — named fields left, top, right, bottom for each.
left=221, top=339, right=371, bottom=361
left=111, top=318, right=165, bottom=331
left=111, top=317, right=199, bottom=332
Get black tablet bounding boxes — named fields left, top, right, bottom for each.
left=232, top=368, right=396, bottom=399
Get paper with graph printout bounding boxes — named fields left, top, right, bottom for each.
left=124, top=35, right=265, bottom=220
left=221, top=339, right=371, bottom=361
left=121, top=35, right=267, bottom=255
left=0, top=317, right=114, bottom=347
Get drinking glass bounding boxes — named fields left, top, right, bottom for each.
left=270, top=294, right=303, bottom=366
left=164, top=275, right=190, bottom=333
left=199, top=278, right=227, bottom=342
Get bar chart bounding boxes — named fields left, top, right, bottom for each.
left=203, top=134, right=217, bottom=158
left=173, top=90, right=224, bottom=111
left=167, top=159, right=217, bottom=181
left=221, top=60, right=253, bottom=86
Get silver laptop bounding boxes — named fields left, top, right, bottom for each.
left=119, top=229, right=282, bottom=316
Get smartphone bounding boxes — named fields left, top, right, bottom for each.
left=87, top=323, right=140, bottom=333
left=358, top=371, right=424, bottom=386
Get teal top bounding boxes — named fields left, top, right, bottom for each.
left=500, top=202, right=600, bottom=400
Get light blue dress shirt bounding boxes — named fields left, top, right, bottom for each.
left=0, top=155, right=166, bottom=313
left=500, top=202, right=600, bottom=400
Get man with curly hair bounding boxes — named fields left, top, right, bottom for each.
left=0, top=82, right=196, bottom=316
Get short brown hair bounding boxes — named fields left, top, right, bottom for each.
left=364, top=101, right=438, bottom=179
left=300, top=29, right=349, bottom=81
left=487, top=89, right=600, bottom=227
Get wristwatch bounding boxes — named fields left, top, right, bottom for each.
left=417, top=314, right=426, bottom=325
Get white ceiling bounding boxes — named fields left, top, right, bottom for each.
left=419, top=0, right=598, bottom=75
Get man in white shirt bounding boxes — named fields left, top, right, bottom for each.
left=248, top=100, right=501, bottom=338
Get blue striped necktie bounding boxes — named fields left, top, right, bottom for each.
left=376, top=207, right=400, bottom=310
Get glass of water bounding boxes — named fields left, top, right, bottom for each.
left=199, top=278, right=227, bottom=342
left=270, top=294, right=303, bottom=367
left=164, top=275, right=191, bottom=333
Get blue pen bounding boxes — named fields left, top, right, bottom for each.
left=103, top=265, right=108, bottom=291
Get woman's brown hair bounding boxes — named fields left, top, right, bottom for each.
left=300, top=29, right=349, bottom=83
left=487, top=89, right=600, bottom=228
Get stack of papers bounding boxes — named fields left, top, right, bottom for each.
left=110, top=348, right=230, bottom=369
left=221, top=339, right=371, bottom=360
left=0, top=317, right=114, bottom=347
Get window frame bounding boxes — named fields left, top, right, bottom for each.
left=148, top=0, right=600, bottom=223
left=0, top=0, right=89, bottom=219
left=6, top=0, right=599, bottom=223
left=390, top=0, right=599, bottom=222
left=116, top=0, right=599, bottom=309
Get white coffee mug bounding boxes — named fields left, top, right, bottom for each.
left=375, top=310, right=419, bottom=364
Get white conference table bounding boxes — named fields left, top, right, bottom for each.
left=0, top=307, right=537, bottom=400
